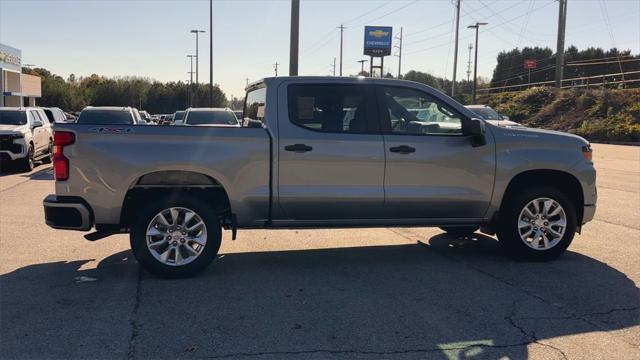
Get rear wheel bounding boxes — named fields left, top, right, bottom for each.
left=130, top=195, right=222, bottom=278
left=439, top=226, right=479, bottom=237
left=42, top=141, right=53, bottom=164
left=497, top=187, right=576, bottom=261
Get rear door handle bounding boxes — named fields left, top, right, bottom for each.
left=389, top=145, right=416, bottom=154
left=284, top=144, right=313, bottom=153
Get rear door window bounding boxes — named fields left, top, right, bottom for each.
left=287, top=84, right=378, bottom=134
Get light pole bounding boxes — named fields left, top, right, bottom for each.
left=209, top=0, right=213, bottom=106
left=468, top=22, right=487, bottom=104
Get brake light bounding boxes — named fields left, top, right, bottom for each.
left=53, top=131, right=75, bottom=181
left=582, top=145, right=593, bottom=162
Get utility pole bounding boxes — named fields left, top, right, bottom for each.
left=452, top=0, right=461, bottom=97
left=289, top=0, right=300, bottom=75
left=357, top=59, right=368, bottom=75
left=190, top=30, right=206, bottom=85
left=209, top=0, right=213, bottom=106
left=187, top=55, right=195, bottom=107
left=274, top=62, right=279, bottom=76
left=338, top=24, right=346, bottom=76
left=555, top=0, right=567, bottom=88
left=245, top=78, right=249, bottom=87
left=330, top=58, right=336, bottom=76
left=394, top=27, right=403, bottom=78
left=466, top=43, right=473, bottom=82
left=468, top=22, right=487, bottom=104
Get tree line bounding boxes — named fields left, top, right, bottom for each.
left=23, top=68, right=228, bottom=113
left=490, top=46, right=640, bottom=90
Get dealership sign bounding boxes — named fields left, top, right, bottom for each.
left=0, top=43, right=22, bottom=72
left=364, top=26, right=392, bottom=56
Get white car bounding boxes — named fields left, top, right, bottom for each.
left=465, top=105, right=522, bottom=127
left=0, top=107, right=54, bottom=171
left=183, top=108, right=240, bottom=127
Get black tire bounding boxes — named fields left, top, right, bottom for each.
left=497, top=186, right=576, bottom=261
left=19, top=144, right=35, bottom=172
left=439, top=226, right=479, bottom=237
left=130, top=195, right=222, bottom=278
left=42, top=141, right=53, bottom=164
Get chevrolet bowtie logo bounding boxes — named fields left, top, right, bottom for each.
left=369, top=29, right=389, bottom=38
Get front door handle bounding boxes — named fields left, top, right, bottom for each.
left=284, top=144, right=313, bottom=153
left=389, top=145, right=416, bottom=154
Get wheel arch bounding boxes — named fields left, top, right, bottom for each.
left=119, top=170, right=232, bottom=229
left=500, top=169, right=584, bottom=225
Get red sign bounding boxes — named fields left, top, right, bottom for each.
left=523, top=59, right=537, bottom=70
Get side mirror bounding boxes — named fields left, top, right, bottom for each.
left=500, top=114, right=510, bottom=121
left=244, top=119, right=263, bottom=128
left=32, top=120, right=43, bottom=128
left=469, top=118, right=486, bottom=147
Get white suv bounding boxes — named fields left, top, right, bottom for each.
left=0, top=107, right=54, bottom=171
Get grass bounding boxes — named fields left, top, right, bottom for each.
left=479, top=87, right=640, bottom=143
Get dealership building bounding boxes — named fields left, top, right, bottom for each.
left=0, top=43, right=41, bottom=107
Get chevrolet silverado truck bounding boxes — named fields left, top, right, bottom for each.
left=43, top=77, right=597, bottom=277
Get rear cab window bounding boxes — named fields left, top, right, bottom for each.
left=77, top=110, right=133, bottom=125
left=243, top=87, right=266, bottom=127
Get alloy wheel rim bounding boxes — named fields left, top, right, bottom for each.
left=517, top=197, right=567, bottom=250
left=145, top=207, right=207, bottom=266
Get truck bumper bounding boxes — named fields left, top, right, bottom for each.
left=43, top=195, right=93, bottom=231
left=583, top=204, right=596, bottom=224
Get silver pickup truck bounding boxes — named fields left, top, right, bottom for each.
left=43, top=77, right=596, bottom=277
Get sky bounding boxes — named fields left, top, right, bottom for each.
left=1, top=0, right=639, bottom=98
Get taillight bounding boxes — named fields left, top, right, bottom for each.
left=53, top=131, right=75, bottom=181
left=582, top=144, right=593, bottom=162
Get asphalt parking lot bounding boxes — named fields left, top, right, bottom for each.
left=1, top=143, right=638, bottom=359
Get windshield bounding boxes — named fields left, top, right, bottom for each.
left=77, top=110, right=133, bottom=124
left=0, top=111, right=27, bottom=125
left=186, top=111, right=238, bottom=125
left=174, top=111, right=185, bottom=121
left=469, top=107, right=502, bottom=121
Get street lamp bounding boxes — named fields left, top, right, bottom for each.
left=467, top=22, right=487, bottom=104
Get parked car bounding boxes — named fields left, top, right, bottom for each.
left=41, top=107, right=68, bottom=123
left=44, top=77, right=596, bottom=278
left=233, top=110, right=243, bottom=121
left=465, top=105, right=521, bottom=127
left=183, top=108, right=240, bottom=126
left=76, top=106, right=137, bottom=125
left=0, top=107, right=53, bottom=171
left=172, top=111, right=186, bottom=125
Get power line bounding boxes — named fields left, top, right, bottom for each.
left=343, top=2, right=390, bottom=26
left=351, top=0, right=419, bottom=28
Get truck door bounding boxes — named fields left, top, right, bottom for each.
left=277, top=83, right=385, bottom=220
left=377, top=85, right=495, bottom=220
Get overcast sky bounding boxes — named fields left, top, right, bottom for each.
left=1, top=0, right=638, bottom=98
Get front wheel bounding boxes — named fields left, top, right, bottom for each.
left=130, top=195, right=222, bottom=278
left=497, top=187, right=576, bottom=261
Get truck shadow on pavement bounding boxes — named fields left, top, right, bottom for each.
left=1, top=233, right=638, bottom=359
